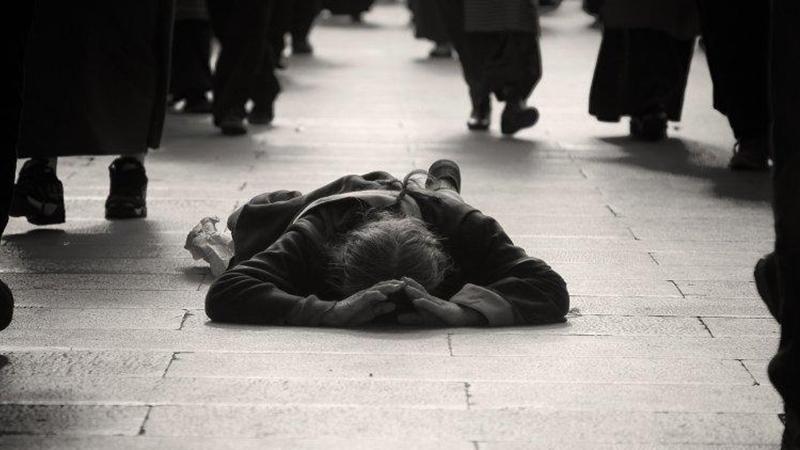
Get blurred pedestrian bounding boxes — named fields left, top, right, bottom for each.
left=268, top=0, right=322, bottom=69
left=9, top=1, right=174, bottom=225
left=408, top=0, right=453, bottom=58
left=695, top=1, right=770, bottom=171
left=322, top=0, right=375, bottom=23
left=588, top=0, right=698, bottom=141
left=754, top=1, right=800, bottom=446
left=0, top=1, right=34, bottom=331
left=170, top=0, right=213, bottom=114
left=436, top=0, right=542, bottom=135
left=207, top=0, right=281, bottom=135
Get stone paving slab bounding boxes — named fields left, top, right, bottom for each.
left=142, top=406, right=782, bottom=444
left=167, top=353, right=752, bottom=385
left=7, top=308, right=185, bottom=330
left=572, top=296, right=771, bottom=318
left=0, top=436, right=475, bottom=450
left=0, top=351, right=171, bottom=377
left=479, top=443, right=779, bottom=450
left=0, top=405, right=147, bottom=436
left=0, top=377, right=468, bottom=409
left=673, top=280, right=759, bottom=299
left=1, top=273, right=204, bottom=291
left=650, top=250, right=767, bottom=267
left=184, top=312, right=710, bottom=337
left=0, top=328, right=451, bottom=355
left=448, top=334, right=777, bottom=360
left=701, top=318, right=780, bottom=337
left=0, top=257, right=203, bottom=275
left=12, top=290, right=204, bottom=309
left=1, top=243, right=188, bottom=260
left=467, top=382, right=781, bottom=412
left=566, top=279, right=681, bottom=297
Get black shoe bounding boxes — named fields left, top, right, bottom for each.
left=630, top=111, right=668, bottom=141
left=500, top=102, right=539, bottom=135
left=426, top=159, right=461, bottom=194
left=467, top=100, right=491, bottom=131
left=105, top=157, right=147, bottom=220
left=0, top=278, right=12, bottom=331
left=9, top=159, right=65, bottom=225
left=218, top=114, right=248, bottom=136
left=248, top=103, right=275, bottom=125
left=428, top=43, right=453, bottom=59
left=292, top=39, right=314, bottom=55
left=730, top=137, right=770, bottom=171
left=183, top=95, right=213, bottom=114
left=755, top=253, right=782, bottom=324
left=350, top=12, right=363, bottom=23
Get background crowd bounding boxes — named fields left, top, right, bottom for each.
left=0, top=0, right=798, bottom=446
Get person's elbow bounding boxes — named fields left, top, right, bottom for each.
left=549, top=272, right=570, bottom=319
left=204, top=275, right=237, bottom=323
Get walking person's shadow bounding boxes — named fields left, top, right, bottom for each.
left=597, top=136, right=771, bottom=203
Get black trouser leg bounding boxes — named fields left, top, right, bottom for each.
left=769, top=1, right=800, bottom=446
left=626, top=29, right=694, bottom=118
left=696, top=0, right=769, bottom=141
left=434, top=0, right=489, bottom=108
left=170, top=19, right=213, bottom=101
left=291, top=0, right=321, bottom=44
left=269, top=0, right=290, bottom=62
left=463, top=32, right=541, bottom=104
left=207, top=0, right=272, bottom=121
left=253, top=0, right=281, bottom=111
left=0, top=2, right=34, bottom=237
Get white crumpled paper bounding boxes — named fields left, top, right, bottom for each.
left=184, top=216, right=234, bottom=277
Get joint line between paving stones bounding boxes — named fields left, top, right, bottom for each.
left=464, top=382, right=473, bottom=410
left=669, top=280, right=686, bottom=298
left=605, top=204, right=620, bottom=217
left=179, top=310, right=192, bottom=330
left=647, top=252, right=661, bottom=266
left=162, top=352, right=179, bottom=378
left=626, top=227, right=640, bottom=241
left=138, top=405, right=153, bottom=436
left=737, top=359, right=761, bottom=386
left=447, top=333, right=454, bottom=356
left=697, top=317, right=714, bottom=338
left=470, top=441, right=480, bottom=450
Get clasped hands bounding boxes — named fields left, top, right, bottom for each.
left=320, top=277, right=486, bottom=327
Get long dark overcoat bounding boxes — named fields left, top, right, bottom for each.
left=18, top=1, right=174, bottom=158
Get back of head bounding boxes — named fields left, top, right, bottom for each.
left=326, top=211, right=451, bottom=297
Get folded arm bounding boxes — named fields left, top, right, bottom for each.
left=448, top=211, right=570, bottom=326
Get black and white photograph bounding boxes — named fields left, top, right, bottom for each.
left=1, top=0, right=798, bottom=448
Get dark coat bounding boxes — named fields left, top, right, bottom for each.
left=207, top=172, right=569, bottom=326
left=18, top=1, right=174, bottom=158
left=601, top=0, right=699, bottom=40
left=464, top=0, right=539, bottom=34
left=322, top=0, right=374, bottom=15
left=409, top=0, right=450, bottom=43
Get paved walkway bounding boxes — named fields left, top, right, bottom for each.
left=0, top=2, right=782, bottom=448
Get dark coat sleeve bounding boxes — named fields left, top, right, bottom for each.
left=448, top=209, right=570, bottom=326
left=205, top=219, right=334, bottom=325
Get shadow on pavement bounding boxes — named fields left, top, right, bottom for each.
left=598, top=136, right=772, bottom=203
